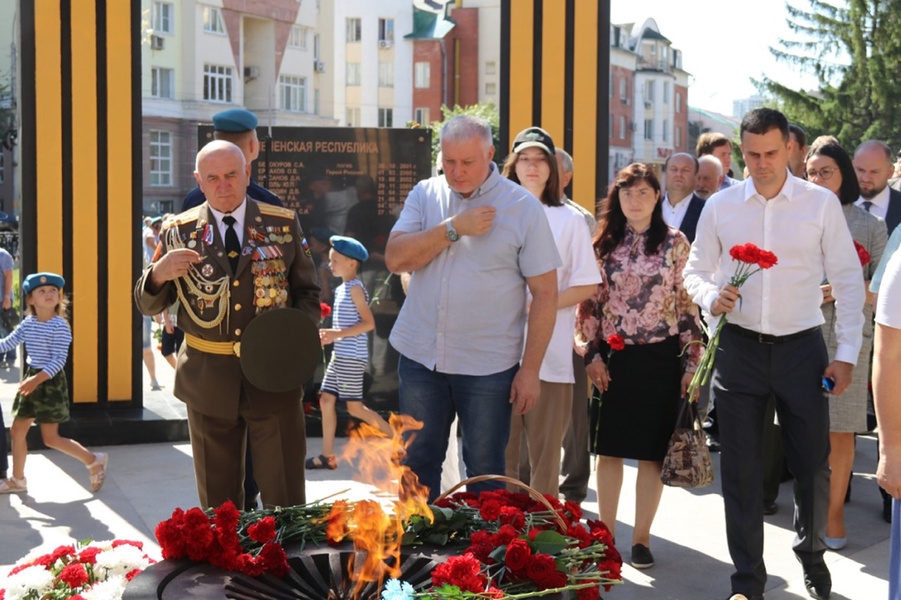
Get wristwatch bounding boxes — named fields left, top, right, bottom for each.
left=445, top=218, right=460, bottom=242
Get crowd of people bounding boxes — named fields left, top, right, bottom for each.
left=2, top=104, right=901, bottom=600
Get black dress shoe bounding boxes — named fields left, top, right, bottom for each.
left=763, top=500, right=778, bottom=515
left=800, top=560, right=832, bottom=599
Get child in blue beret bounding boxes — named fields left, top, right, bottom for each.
left=309, top=237, right=392, bottom=469
left=0, top=273, right=109, bottom=494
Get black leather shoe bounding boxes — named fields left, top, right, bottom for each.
left=727, top=594, right=764, bottom=600
left=763, top=500, right=778, bottom=515
left=800, top=560, right=832, bottom=599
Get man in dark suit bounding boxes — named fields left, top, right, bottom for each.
left=661, top=152, right=705, bottom=243
left=854, top=140, right=901, bottom=235
left=136, top=141, right=320, bottom=509
left=182, top=108, right=282, bottom=211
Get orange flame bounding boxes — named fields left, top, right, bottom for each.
left=334, top=413, right=435, bottom=597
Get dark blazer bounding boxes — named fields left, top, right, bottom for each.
left=887, top=188, right=901, bottom=235
left=134, top=199, right=320, bottom=419
left=677, top=194, right=706, bottom=244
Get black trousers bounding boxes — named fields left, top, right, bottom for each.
left=714, top=325, right=830, bottom=596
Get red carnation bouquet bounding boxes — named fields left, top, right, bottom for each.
left=684, top=243, right=778, bottom=402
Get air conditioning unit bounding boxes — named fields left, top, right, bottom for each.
left=644, top=101, right=652, bottom=108
left=244, top=66, right=260, bottom=79
left=378, top=39, right=393, bottom=49
left=313, top=59, right=326, bottom=73
left=150, top=35, right=164, bottom=50
left=621, top=97, right=629, bottom=105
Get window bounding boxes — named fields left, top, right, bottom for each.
left=203, top=64, right=233, bottom=103
left=346, top=62, right=361, bottom=86
left=644, top=119, right=653, bottom=141
left=485, top=82, right=496, bottom=95
left=663, top=81, right=670, bottom=104
left=314, top=89, right=320, bottom=115
left=675, top=92, right=682, bottom=113
left=149, top=130, right=172, bottom=187
left=345, top=107, right=361, bottom=126
left=378, top=18, right=394, bottom=42
left=378, top=62, right=394, bottom=87
left=152, top=2, right=173, bottom=34
left=313, top=34, right=320, bottom=59
left=378, top=108, right=393, bottom=128
left=675, top=125, right=682, bottom=147
left=414, top=107, right=430, bottom=125
left=609, top=72, right=614, bottom=97
left=151, top=67, right=174, bottom=98
left=619, top=116, right=626, bottom=140
left=279, top=75, right=306, bottom=112
left=289, top=26, right=307, bottom=49
left=485, top=61, right=496, bottom=75
left=202, top=6, right=224, bottom=34
left=346, top=18, right=361, bottom=42
left=159, top=200, right=174, bottom=214
left=645, top=81, right=655, bottom=101
left=414, top=62, right=430, bottom=88
left=662, top=119, right=669, bottom=142
left=608, top=113, right=613, bottom=138
left=619, top=78, right=627, bottom=100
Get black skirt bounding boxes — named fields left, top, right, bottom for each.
left=589, top=335, right=682, bottom=461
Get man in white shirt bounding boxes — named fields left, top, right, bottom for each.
left=684, top=108, right=866, bottom=600
left=662, top=152, right=705, bottom=243
left=854, top=140, right=901, bottom=235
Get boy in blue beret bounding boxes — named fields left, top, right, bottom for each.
left=0, top=272, right=109, bottom=494
left=309, top=236, right=392, bottom=468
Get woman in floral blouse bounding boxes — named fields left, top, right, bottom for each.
left=575, top=162, right=703, bottom=570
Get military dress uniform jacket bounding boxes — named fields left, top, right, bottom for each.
left=134, top=199, right=320, bottom=418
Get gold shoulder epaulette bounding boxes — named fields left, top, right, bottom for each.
left=258, top=204, right=296, bottom=220
left=164, top=206, right=201, bottom=230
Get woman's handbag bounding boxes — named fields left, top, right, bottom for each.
left=660, top=397, right=714, bottom=488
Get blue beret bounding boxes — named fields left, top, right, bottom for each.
left=23, top=272, right=65, bottom=294
left=212, top=108, right=258, bottom=133
left=330, top=235, right=369, bottom=262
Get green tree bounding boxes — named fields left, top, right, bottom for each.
left=408, top=103, right=501, bottom=167
left=758, top=0, right=901, bottom=150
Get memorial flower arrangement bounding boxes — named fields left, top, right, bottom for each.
left=154, top=490, right=622, bottom=599
left=683, top=243, right=778, bottom=402
left=0, top=539, right=155, bottom=600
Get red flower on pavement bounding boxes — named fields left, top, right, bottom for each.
left=248, top=516, right=278, bottom=544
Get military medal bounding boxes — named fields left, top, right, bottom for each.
left=188, top=240, right=196, bottom=248
left=202, top=224, right=214, bottom=246
left=201, top=263, right=214, bottom=278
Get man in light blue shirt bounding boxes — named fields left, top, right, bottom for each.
left=386, top=115, right=560, bottom=502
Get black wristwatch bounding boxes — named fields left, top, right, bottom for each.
left=445, top=219, right=460, bottom=242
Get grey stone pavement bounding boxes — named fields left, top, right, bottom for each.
left=0, top=356, right=892, bottom=598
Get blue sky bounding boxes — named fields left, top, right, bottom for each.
left=611, top=0, right=823, bottom=116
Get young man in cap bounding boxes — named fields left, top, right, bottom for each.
left=182, top=108, right=283, bottom=211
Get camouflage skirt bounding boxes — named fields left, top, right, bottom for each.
left=12, top=366, right=70, bottom=423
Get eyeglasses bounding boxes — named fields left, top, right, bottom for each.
left=805, top=166, right=837, bottom=180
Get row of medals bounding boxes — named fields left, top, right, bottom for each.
left=252, top=259, right=289, bottom=311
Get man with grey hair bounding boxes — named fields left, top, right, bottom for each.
left=386, top=115, right=561, bottom=502
left=695, top=155, right=724, bottom=200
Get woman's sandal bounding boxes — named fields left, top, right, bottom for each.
left=87, top=452, right=109, bottom=492
left=305, top=454, right=337, bottom=470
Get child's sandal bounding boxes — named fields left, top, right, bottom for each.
left=87, top=452, right=109, bottom=491
left=305, top=454, right=337, bottom=470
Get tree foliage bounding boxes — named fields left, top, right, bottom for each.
left=407, top=102, right=501, bottom=167
left=758, top=0, right=901, bottom=150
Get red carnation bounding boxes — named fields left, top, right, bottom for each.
left=499, top=506, right=525, bottom=529
left=320, top=302, right=332, bottom=320
left=538, top=570, right=569, bottom=591
left=606, top=334, right=625, bottom=352
left=258, top=541, right=290, bottom=578
left=494, top=524, right=519, bottom=546
left=576, top=583, right=602, bottom=600
left=756, top=249, right=778, bottom=269
left=59, top=562, right=90, bottom=588
left=126, top=568, right=144, bottom=581
left=78, top=546, right=102, bottom=564
left=854, top=241, right=871, bottom=266
left=525, top=553, right=558, bottom=583
left=504, top=538, right=532, bottom=572
left=49, top=545, right=76, bottom=564
left=479, top=498, right=502, bottom=522
left=248, top=516, right=278, bottom=544
left=430, top=554, right=487, bottom=594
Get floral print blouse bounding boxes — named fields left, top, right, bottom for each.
left=575, top=225, right=704, bottom=372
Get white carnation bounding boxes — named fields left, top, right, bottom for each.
left=3, top=565, right=54, bottom=600
left=94, top=545, right=151, bottom=579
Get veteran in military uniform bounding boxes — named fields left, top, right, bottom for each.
left=135, top=140, right=320, bottom=509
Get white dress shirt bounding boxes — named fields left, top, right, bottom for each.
left=662, top=193, right=692, bottom=230
left=208, top=199, right=247, bottom=246
left=855, top=185, right=890, bottom=220
left=683, top=173, right=865, bottom=364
